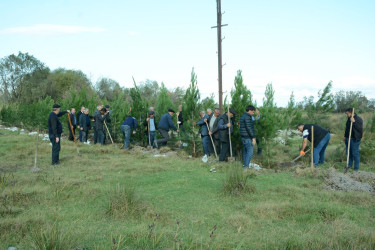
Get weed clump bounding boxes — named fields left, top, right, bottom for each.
left=106, top=184, right=148, bottom=219
left=30, top=222, right=77, bottom=250
left=223, top=166, right=256, bottom=195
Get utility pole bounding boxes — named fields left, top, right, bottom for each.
left=212, top=0, right=227, bottom=113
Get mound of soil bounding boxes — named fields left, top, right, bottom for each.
left=324, top=168, right=375, bottom=193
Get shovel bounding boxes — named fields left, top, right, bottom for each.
left=344, top=108, right=355, bottom=173
left=67, top=112, right=81, bottom=156
left=291, top=148, right=311, bottom=163
left=104, top=120, right=115, bottom=146
left=205, top=121, right=218, bottom=159
left=227, top=106, right=235, bottom=163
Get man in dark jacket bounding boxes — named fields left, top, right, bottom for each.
left=67, top=108, right=77, bottom=141
left=93, top=105, right=103, bottom=144
left=344, top=108, right=363, bottom=172
left=217, top=108, right=237, bottom=161
left=95, top=107, right=110, bottom=145
left=297, top=123, right=331, bottom=167
left=76, top=106, right=85, bottom=142
left=176, top=105, right=185, bottom=135
left=240, top=105, right=257, bottom=169
left=155, top=109, right=179, bottom=148
left=121, top=113, right=138, bottom=149
left=196, top=110, right=211, bottom=156
left=208, top=108, right=221, bottom=154
left=79, top=108, right=91, bottom=143
left=144, top=111, right=157, bottom=147
left=48, top=104, right=70, bottom=165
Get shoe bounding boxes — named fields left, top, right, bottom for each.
left=344, top=167, right=350, bottom=174
left=154, top=141, right=158, bottom=149
left=52, top=163, right=60, bottom=166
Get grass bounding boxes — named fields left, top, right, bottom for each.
left=0, top=126, right=374, bottom=249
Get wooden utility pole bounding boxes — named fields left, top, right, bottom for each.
left=212, top=0, right=228, bottom=113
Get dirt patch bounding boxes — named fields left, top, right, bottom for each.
left=324, top=168, right=375, bottom=193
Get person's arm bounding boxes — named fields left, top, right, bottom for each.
left=143, top=119, right=148, bottom=127
left=57, top=110, right=68, bottom=117
left=168, top=115, right=177, bottom=131
left=196, top=117, right=205, bottom=126
left=218, top=118, right=227, bottom=130
left=352, top=116, right=363, bottom=131
left=50, top=115, right=58, bottom=137
left=301, top=138, right=308, bottom=152
left=133, top=118, right=138, bottom=132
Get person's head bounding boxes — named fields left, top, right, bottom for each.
left=148, top=111, right=155, bottom=118
left=100, top=107, right=107, bottom=114
left=84, top=108, right=89, bottom=114
left=149, top=107, right=155, bottom=112
left=97, top=105, right=103, bottom=111
left=199, top=110, right=205, bottom=118
left=207, top=108, right=212, bottom=116
left=52, top=104, right=61, bottom=114
left=229, top=108, right=237, bottom=118
left=71, top=108, right=76, bottom=114
left=214, top=108, right=220, bottom=116
left=297, top=124, right=304, bottom=132
left=105, top=104, right=110, bottom=111
left=80, top=106, right=85, bottom=112
left=345, top=108, right=354, bottom=118
left=168, top=109, right=175, bottom=116
left=246, top=105, right=256, bottom=115
left=178, top=105, right=182, bottom=111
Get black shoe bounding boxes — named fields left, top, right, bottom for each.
left=52, top=163, right=60, bottom=166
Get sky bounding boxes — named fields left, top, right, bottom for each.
left=0, top=0, right=374, bottom=106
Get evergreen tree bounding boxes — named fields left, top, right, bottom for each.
left=156, top=82, right=173, bottom=117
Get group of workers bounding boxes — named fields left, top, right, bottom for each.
left=48, top=104, right=363, bottom=172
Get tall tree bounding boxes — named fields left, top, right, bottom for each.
left=156, top=82, right=173, bottom=116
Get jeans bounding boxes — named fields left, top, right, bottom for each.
left=81, top=130, right=88, bottom=142
left=345, top=138, right=361, bottom=170
left=97, top=130, right=105, bottom=145
left=93, top=128, right=98, bottom=144
left=49, top=134, right=61, bottom=164
left=121, top=125, right=132, bottom=149
left=313, top=133, right=330, bottom=166
left=147, top=131, right=156, bottom=147
left=79, top=130, right=83, bottom=142
left=201, top=135, right=210, bottom=156
left=241, top=138, right=254, bottom=168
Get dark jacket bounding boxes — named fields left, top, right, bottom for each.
left=158, top=113, right=177, bottom=131
left=67, top=112, right=77, bottom=128
left=143, top=117, right=158, bottom=133
left=196, top=114, right=210, bottom=136
left=93, top=110, right=100, bottom=130
left=217, top=113, right=233, bottom=142
left=122, top=116, right=138, bottom=131
left=239, top=112, right=256, bottom=139
left=48, top=111, right=67, bottom=137
left=207, top=114, right=221, bottom=139
left=302, top=124, right=329, bottom=146
left=76, top=111, right=83, bottom=126
left=344, top=114, right=363, bottom=141
left=95, top=112, right=108, bottom=131
left=178, top=111, right=184, bottom=126
left=79, top=113, right=91, bottom=132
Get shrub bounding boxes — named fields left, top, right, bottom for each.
left=223, top=165, right=256, bottom=195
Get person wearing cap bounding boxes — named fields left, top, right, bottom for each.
left=95, top=107, right=109, bottom=145
left=67, top=108, right=77, bottom=141
left=121, top=111, right=138, bottom=149
left=217, top=107, right=237, bottom=161
left=93, top=105, right=103, bottom=144
left=76, top=106, right=85, bottom=142
left=344, top=108, right=363, bottom=173
left=240, top=105, right=257, bottom=169
left=208, top=108, right=221, bottom=155
left=79, top=108, right=91, bottom=143
left=196, top=110, right=211, bottom=157
left=144, top=111, right=158, bottom=147
left=176, top=105, right=185, bottom=135
left=297, top=123, right=331, bottom=167
left=155, top=109, right=179, bottom=148
left=48, top=104, right=70, bottom=165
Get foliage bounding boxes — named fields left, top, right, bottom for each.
left=156, top=82, right=173, bottom=116
left=129, top=81, right=147, bottom=143
left=201, top=94, right=217, bottom=112
left=95, top=77, right=122, bottom=102
left=223, top=165, right=256, bottom=195
left=334, top=90, right=371, bottom=113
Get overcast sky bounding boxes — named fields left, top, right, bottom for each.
left=1, top=0, right=374, bottom=106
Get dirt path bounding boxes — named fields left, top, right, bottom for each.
left=324, top=168, right=375, bottom=193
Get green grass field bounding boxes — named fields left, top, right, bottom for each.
left=0, top=128, right=374, bottom=249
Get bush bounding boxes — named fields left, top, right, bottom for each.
left=223, top=166, right=256, bottom=195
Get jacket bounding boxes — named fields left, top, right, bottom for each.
left=143, top=117, right=158, bottom=133
left=207, top=114, right=221, bottom=139
left=344, top=114, right=363, bottom=141
left=158, top=113, right=177, bottom=131
left=79, top=114, right=91, bottom=132
left=48, top=111, right=67, bottom=137
left=122, top=116, right=138, bottom=131
left=67, top=113, right=77, bottom=128
left=196, top=114, right=210, bottom=136
left=217, top=113, right=233, bottom=142
left=302, top=124, right=329, bottom=146
left=95, top=112, right=108, bottom=131
left=178, top=111, right=184, bottom=126
left=239, top=112, right=256, bottom=139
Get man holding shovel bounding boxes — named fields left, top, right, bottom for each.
left=144, top=111, right=157, bottom=148
left=217, top=108, right=237, bottom=162
left=240, top=105, right=257, bottom=170
left=344, top=108, right=363, bottom=173
left=48, top=104, right=70, bottom=165
left=196, top=110, right=211, bottom=157
left=208, top=108, right=221, bottom=155
left=297, top=123, right=330, bottom=167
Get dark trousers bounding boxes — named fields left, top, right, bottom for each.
left=345, top=138, right=361, bottom=170
left=208, top=136, right=221, bottom=156
left=219, top=140, right=234, bottom=161
left=146, top=131, right=156, bottom=147
left=97, top=130, right=105, bottom=145
left=202, top=135, right=210, bottom=156
left=94, top=128, right=98, bottom=144
left=81, top=130, right=88, bottom=142
left=79, top=129, right=83, bottom=142
left=68, top=125, right=76, bottom=141
left=156, top=128, right=170, bottom=146
left=49, top=134, right=61, bottom=164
